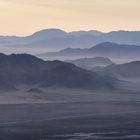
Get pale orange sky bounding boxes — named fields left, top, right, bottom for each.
left=0, top=0, right=140, bottom=36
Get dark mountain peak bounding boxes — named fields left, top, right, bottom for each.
left=0, top=54, right=45, bottom=77
left=0, top=53, right=44, bottom=67
left=9, top=53, right=44, bottom=62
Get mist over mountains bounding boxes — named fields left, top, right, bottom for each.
left=1, top=29, right=140, bottom=140
left=65, top=57, right=114, bottom=70
left=40, top=42, right=140, bottom=60
left=0, top=53, right=117, bottom=92
left=0, top=28, right=140, bottom=92
left=1, top=52, right=140, bottom=92
left=101, top=61, right=140, bottom=78
left=0, top=29, right=140, bottom=54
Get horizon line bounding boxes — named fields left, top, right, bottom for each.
left=0, top=28, right=140, bottom=37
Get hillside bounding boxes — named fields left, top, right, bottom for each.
left=0, top=53, right=117, bottom=91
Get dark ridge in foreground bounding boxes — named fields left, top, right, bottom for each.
left=0, top=53, right=117, bottom=91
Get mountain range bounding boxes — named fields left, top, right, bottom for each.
left=0, top=53, right=117, bottom=92
left=0, top=53, right=140, bottom=93
left=39, top=42, right=140, bottom=59
left=100, top=61, right=140, bottom=78
left=1, top=29, right=140, bottom=54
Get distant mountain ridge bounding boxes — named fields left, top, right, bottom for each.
left=102, top=61, right=140, bottom=78
left=41, top=42, right=140, bottom=59
left=1, top=29, right=140, bottom=54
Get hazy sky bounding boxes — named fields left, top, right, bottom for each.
left=0, top=0, right=140, bottom=35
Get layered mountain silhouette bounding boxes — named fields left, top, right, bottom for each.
left=65, top=57, right=114, bottom=70
left=102, top=61, right=140, bottom=78
left=0, top=53, right=117, bottom=91
left=0, top=29, right=103, bottom=50
left=1, top=29, right=140, bottom=53
left=41, top=42, right=140, bottom=59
